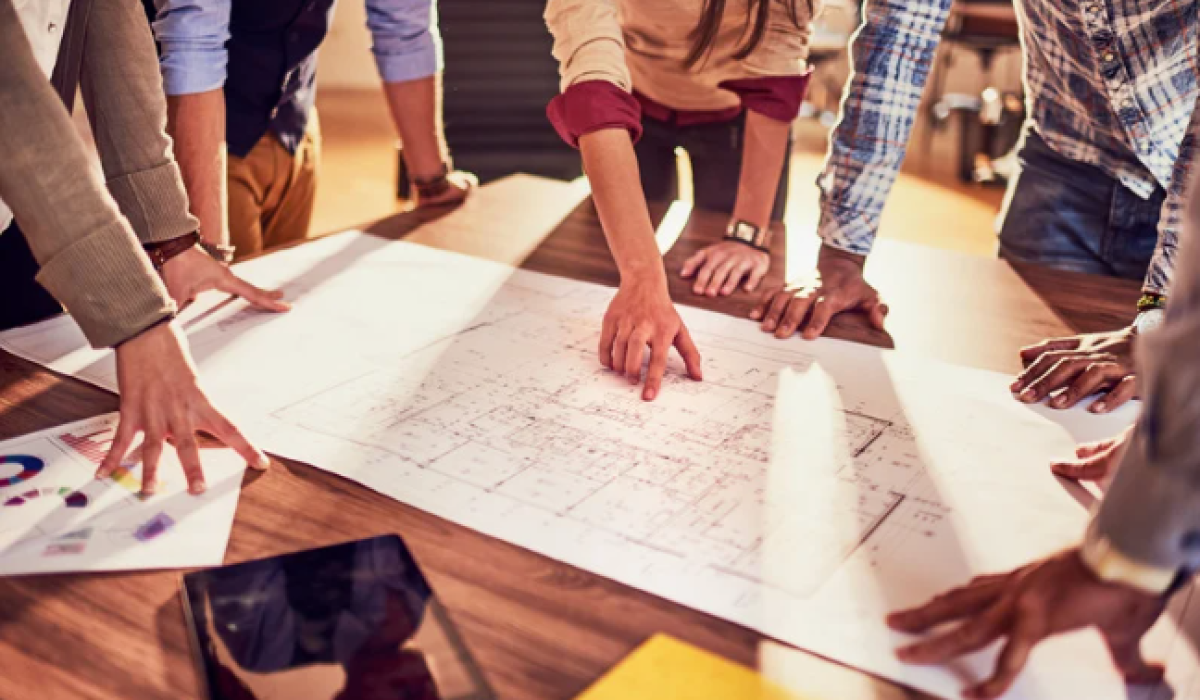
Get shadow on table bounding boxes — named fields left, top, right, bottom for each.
left=1008, top=260, right=1141, bottom=335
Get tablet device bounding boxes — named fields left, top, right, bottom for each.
left=181, top=534, right=495, bottom=700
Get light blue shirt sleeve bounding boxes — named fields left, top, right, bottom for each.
left=366, top=0, right=443, bottom=84
left=151, top=0, right=232, bottom=96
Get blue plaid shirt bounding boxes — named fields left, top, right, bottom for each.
left=818, top=0, right=1200, bottom=294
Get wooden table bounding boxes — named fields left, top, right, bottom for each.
left=0, top=175, right=1141, bottom=700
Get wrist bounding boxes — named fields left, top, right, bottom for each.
left=818, top=243, right=867, bottom=271
left=619, top=262, right=668, bottom=291
left=114, top=314, right=174, bottom=350
left=144, top=231, right=200, bottom=271
left=725, top=219, right=772, bottom=251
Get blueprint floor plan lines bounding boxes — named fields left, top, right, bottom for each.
left=3, top=232, right=1187, bottom=699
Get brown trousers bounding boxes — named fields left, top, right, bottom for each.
left=227, top=111, right=321, bottom=260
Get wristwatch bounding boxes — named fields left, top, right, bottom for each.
left=724, top=220, right=770, bottom=251
left=143, top=231, right=200, bottom=270
left=1081, top=532, right=1177, bottom=595
left=1133, top=293, right=1168, bottom=335
left=200, top=240, right=236, bottom=264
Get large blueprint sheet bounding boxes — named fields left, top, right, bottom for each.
left=2, top=232, right=1197, bottom=698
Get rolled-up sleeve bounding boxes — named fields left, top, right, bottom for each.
left=152, top=0, right=232, bottom=96
left=367, top=0, right=443, bottom=84
left=544, top=0, right=640, bottom=148
left=817, top=0, right=953, bottom=256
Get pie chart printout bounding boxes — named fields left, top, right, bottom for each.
left=0, top=456, right=44, bottom=488
left=0, top=414, right=247, bottom=575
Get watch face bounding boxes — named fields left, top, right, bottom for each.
left=727, top=221, right=760, bottom=244
left=1135, top=308, right=1166, bottom=335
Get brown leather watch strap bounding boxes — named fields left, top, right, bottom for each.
left=144, top=231, right=200, bottom=270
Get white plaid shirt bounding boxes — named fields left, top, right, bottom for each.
left=817, top=0, right=1200, bottom=294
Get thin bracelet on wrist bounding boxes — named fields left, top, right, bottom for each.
left=1137, top=293, right=1167, bottom=312
left=413, top=162, right=453, bottom=200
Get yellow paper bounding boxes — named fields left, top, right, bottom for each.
left=575, top=634, right=811, bottom=700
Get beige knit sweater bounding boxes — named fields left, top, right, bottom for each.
left=546, top=0, right=813, bottom=112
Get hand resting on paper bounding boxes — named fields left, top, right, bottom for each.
left=162, top=246, right=292, bottom=312
left=97, top=322, right=271, bottom=496
left=750, top=245, right=887, bottom=340
left=888, top=549, right=1166, bottom=699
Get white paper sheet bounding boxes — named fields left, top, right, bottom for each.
left=2, top=231, right=1197, bottom=699
left=0, top=414, right=246, bottom=575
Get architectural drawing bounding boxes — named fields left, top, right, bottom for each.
left=0, top=232, right=1191, bottom=699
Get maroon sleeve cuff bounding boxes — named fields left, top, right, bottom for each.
left=547, top=80, right=643, bottom=149
left=719, top=73, right=812, bottom=122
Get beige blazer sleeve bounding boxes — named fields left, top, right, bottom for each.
left=79, top=0, right=199, bottom=245
left=0, top=0, right=175, bottom=348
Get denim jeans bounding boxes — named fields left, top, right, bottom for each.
left=997, top=128, right=1163, bottom=280
left=634, top=112, right=791, bottom=221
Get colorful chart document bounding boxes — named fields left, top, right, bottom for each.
left=1, top=232, right=1197, bottom=698
left=0, top=414, right=246, bottom=575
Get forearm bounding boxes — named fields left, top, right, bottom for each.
left=580, top=128, right=664, bottom=285
left=166, top=90, right=228, bottom=247
left=818, top=0, right=952, bottom=255
left=383, top=75, right=447, bottom=178
left=732, top=110, right=791, bottom=230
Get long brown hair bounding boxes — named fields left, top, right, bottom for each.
left=686, top=0, right=807, bottom=68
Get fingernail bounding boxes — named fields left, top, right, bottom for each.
left=1019, top=389, right=1036, bottom=402
left=190, top=480, right=207, bottom=495
left=763, top=321, right=776, bottom=331
left=1091, top=401, right=1107, bottom=413
left=749, top=311, right=761, bottom=319
left=255, top=454, right=272, bottom=470
left=644, top=389, right=657, bottom=401
left=1010, top=381, right=1022, bottom=392
left=1051, top=395, right=1067, bottom=408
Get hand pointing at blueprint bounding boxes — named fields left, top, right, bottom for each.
left=599, top=281, right=703, bottom=401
